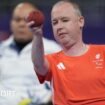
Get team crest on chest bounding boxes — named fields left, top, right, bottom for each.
left=92, top=53, right=104, bottom=69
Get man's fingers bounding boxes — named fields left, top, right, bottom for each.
left=26, top=21, right=35, bottom=28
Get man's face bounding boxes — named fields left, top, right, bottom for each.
left=51, top=3, right=84, bottom=48
left=11, top=6, right=34, bottom=43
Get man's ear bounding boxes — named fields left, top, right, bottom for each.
left=78, top=16, right=84, bottom=28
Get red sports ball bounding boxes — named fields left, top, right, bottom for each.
left=26, top=10, right=45, bottom=27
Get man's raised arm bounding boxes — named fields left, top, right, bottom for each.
left=29, top=22, right=49, bottom=76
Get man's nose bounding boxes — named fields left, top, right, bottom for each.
left=56, top=21, right=64, bottom=32
left=18, top=18, right=26, bottom=27
left=57, top=20, right=64, bottom=28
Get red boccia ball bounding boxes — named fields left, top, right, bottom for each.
left=26, top=10, right=45, bottom=27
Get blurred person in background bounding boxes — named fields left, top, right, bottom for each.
left=0, top=2, right=60, bottom=105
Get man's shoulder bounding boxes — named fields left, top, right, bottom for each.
left=45, top=51, right=62, bottom=59
left=1, top=36, right=13, bottom=47
left=89, top=44, right=105, bottom=53
left=0, top=36, right=14, bottom=55
left=90, top=44, right=105, bottom=49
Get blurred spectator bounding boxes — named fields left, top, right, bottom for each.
left=0, top=2, right=61, bottom=105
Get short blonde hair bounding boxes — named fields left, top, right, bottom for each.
left=53, top=0, right=82, bottom=16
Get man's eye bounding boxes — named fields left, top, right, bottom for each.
left=62, top=19, right=69, bottom=22
left=13, top=18, right=20, bottom=22
left=13, top=17, right=24, bottom=22
left=52, top=21, right=58, bottom=25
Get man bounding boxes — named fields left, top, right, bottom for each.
left=30, top=0, right=105, bottom=105
left=0, top=2, right=60, bottom=105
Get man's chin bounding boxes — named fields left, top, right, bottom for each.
left=15, top=38, right=31, bottom=43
